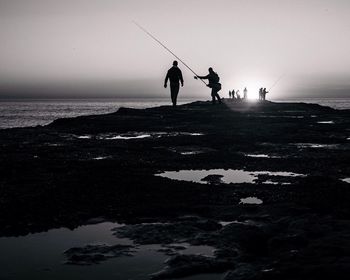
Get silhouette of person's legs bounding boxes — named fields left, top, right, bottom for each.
left=211, top=89, right=216, bottom=104
left=170, top=83, right=180, bottom=107
left=211, top=89, right=221, bottom=104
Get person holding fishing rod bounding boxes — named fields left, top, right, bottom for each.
left=194, top=68, right=222, bottom=104
left=164, top=60, right=184, bottom=107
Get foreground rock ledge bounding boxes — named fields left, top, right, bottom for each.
left=0, top=100, right=350, bottom=279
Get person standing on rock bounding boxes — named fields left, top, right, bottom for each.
left=259, top=88, right=263, bottom=100
left=194, top=67, right=222, bottom=104
left=243, top=87, right=248, bottom=100
left=164, top=61, right=184, bottom=107
left=232, top=89, right=236, bottom=99
left=263, top=88, right=268, bottom=101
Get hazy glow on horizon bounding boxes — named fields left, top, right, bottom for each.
left=1, top=0, right=350, bottom=99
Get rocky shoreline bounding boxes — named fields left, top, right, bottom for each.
left=1, top=100, right=350, bottom=279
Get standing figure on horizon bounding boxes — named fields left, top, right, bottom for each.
left=164, top=61, right=184, bottom=107
left=259, top=88, right=263, bottom=100
left=243, top=87, right=248, bottom=100
left=232, top=89, right=235, bottom=99
left=194, top=67, right=222, bottom=104
left=236, top=90, right=241, bottom=100
left=262, top=88, right=268, bottom=101
left=229, top=91, right=232, bottom=99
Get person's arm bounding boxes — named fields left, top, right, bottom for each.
left=195, top=74, right=209, bottom=80
left=179, top=70, right=184, bottom=86
left=164, top=71, right=169, bottom=88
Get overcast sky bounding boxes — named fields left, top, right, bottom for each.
left=1, top=0, right=350, bottom=99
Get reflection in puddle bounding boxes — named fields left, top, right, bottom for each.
left=156, top=169, right=303, bottom=185
left=96, top=132, right=204, bottom=140
left=294, top=143, right=338, bottom=149
left=104, top=134, right=151, bottom=140
left=342, top=178, right=350, bottom=184
left=93, top=156, right=110, bottom=160
left=240, top=197, right=263, bottom=205
left=181, top=151, right=204, bottom=155
left=317, top=121, right=334, bottom=124
left=169, top=146, right=213, bottom=156
left=0, top=222, right=218, bottom=280
left=264, top=180, right=291, bottom=185
left=244, top=154, right=280, bottom=158
left=219, top=220, right=261, bottom=227
left=245, top=154, right=269, bottom=158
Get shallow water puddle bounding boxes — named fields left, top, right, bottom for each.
left=73, top=132, right=204, bottom=141
left=342, top=178, right=350, bottom=184
left=93, top=156, right=110, bottom=160
left=156, top=169, right=303, bottom=185
left=159, top=242, right=215, bottom=257
left=317, top=121, right=334, bottom=124
left=104, top=134, right=151, bottom=140
left=0, top=222, right=219, bottom=280
left=240, top=197, right=263, bottom=205
left=181, top=151, right=204, bottom=155
left=293, top=143, right=338, bottom=149
left=77, top=135, right=92, bottom=139
left=244, top=154, right=280, bottom=158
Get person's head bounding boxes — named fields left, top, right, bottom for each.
left=173, top=61, right=178, bottom=66
left=208, top=67, right=213, bottom=73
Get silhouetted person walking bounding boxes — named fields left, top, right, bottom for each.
left=259, top=88, right=263, bottom=100
left=164, top=61, right=184, bottom=107
left=195, top=67, right=222, bottom=104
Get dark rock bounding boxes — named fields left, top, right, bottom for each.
left=113, top=220, right=221, bottom=245
left=223, top=264, right=259, bottom=280
left=219, top=222, right=272, bottom=255
left=150, top=254, right=234, bottom=279
left=269, top=233, right=309, bottom=253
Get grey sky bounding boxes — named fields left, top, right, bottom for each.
left=1, top=0, right=350, bottom=99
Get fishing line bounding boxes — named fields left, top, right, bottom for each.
left=133, top=21, right=207, bottom=86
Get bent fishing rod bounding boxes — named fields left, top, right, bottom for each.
left=133, top=21, right=207, bottom=86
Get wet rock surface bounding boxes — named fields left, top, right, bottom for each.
left=150, top=254, right=234, bottom=279
left=64, top=244, right=135, bottom=265
left=1, top=100, right=350, bottom=279
left=113, top=219, right=222, bottom=245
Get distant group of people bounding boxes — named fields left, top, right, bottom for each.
left=164, top=60, right=268, bottom=107
left=229, top=87, right=248, bottom=100
left=259, top=88, right=268, bottom=101
left=228, top=87, right=268, bottom=101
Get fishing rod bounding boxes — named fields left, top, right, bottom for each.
left=132, top=21, right=207, bottom=86
left=268, top=74, right=285, bottom=92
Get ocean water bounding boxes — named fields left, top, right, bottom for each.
left=0, top=98, right=349, bottom=129
left=0, top=98, right=196, bottom=129
left=275, top=98, right=350, bottom=110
